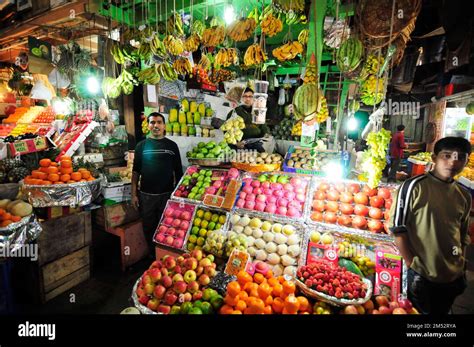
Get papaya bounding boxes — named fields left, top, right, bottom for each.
left=172, top=122, right=180, bottom=134
left=193, top=112, right=201, bottom=125
left=180, top=124, right=188, bottom=136
left=186, top=112, right=194, bottom=124
left=165, top=123, right=173, bottom=133
left=190, top=101, right=198, bottom=113
left=178, top=112, right=186, bottom=125
left=169, top=109, right=178, bottom=123
left=188, top=126, right=196, bottom=136
left=181, top=98, right=190, bottom=112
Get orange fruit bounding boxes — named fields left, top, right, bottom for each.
left=87, top=177, right=95, bottom=181
left=243, top=282, right=257, bottom=293
left=67, top=180, right=76, bottom=184
left=224, top=294, right=239, bottom=307
left=264, top=295, right=273, bottom=306
left=219, top=305, right=234, bottom=315
left=54, top=181, right=63, bottom=185
left=40, top=167, right=50, bottom=173
left=39, top=158, right=51, bottom=167
left=263, top=305, right=273, bottom=314
left=31, top=170, right=42, bottom=178
left=231, top=310, right=242, bottom=314
left=60, top=174, right=71, bottom=182
left=24, top=178, right=34, bottom=185
left=282, top=281, right=296, bottom=295
left=11, top=215, right=21, bottom=222
left=278, top=276, right=286, bottom=284
left=50, top=162, right=58, bottom=167
left=47, top=167, right=58, bottom=174
left=249, top=289, right=259, bottom=298
left=268, top=277, right=279, bottom=287
left=272, top=297, right=285, bottom=313
left=297, top=296, right=310, bottom=312
left=272, top=283, right=283, bottom=297
left=253, top=273, right=265, bottom=284
left=1, top=220, right=13, bottom=227
left=235, top=300, right=247, bottom=312
left=0, top=208, right=5, bottom=215
left=78, top=168, right=87, bottom=172
left=59, top=155, right=71, bottom=161
left=71, top=172, right=82, bottom=181
left=48, top=173, right=59, bottom=182
left=60, top=167, right=73, bottom=175
left=37, top=172, right=47, bottom=180
left=265, top=270, right=274, bottom=279
left=227, top=281, right=241, bottom=298
left=60, top=160, right=72, bottom=168
left=79, top=179, right=87, bottom=182
left=284, top=294, right=300, bottom=314
left=258, top=283, right=272, bottom=300
left=2, top=213, right=12, bottom=220
left=42, top=180, right=52, bottom=185
left=248, top=298, right=265, bottom=314
left=237, top=270, right=253, bottom=287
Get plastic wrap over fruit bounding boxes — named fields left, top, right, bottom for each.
left=20, top=178, right=103, bottom=207
left=207, top=271, right=236, bottom=296
left=0, top=214, right=42, bottom=252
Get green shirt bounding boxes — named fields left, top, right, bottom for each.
left=227, top=105, right=270, bottom=140
left=389, top=172, right=471, bottom=283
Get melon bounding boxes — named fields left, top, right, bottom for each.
left=10, top=202, right=32, bottom=217
left=0, top=199, right=11, bottom=209
left=293, top=83, right=322, bottom=118
left=336, top=37, right=363, bottom=73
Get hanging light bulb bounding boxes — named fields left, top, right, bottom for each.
left=86, top=76, right=100, bottom=95
left=224, top=4, right=235, bottom=24
left=347, top=116, right=358, bottom=131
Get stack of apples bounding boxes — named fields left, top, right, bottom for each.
left=154, top=202, right=195, bottom=250
left=341, top=295, right=419, bottom=315
left=235, top=173, right=310, bottom=218
left=135, top=250, right=223, bottom=314
left=219, top=263, right=313, bottom=314
left=309, top=181, right=393, bottom=234
left=187, top=207, right=227, bottom=252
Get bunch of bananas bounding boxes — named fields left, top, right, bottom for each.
left=167, top=12, right=184, bottom=36
left=202, top=26, right=225, bottom=47
left=261, top=13, right=283, bottom=37
left=111, top=43, right=138, bottom=64
left=184, top=34, right=200, bottom=52
left=244, top=44, right=267, bottom=66
left=214, top=48, right=239, bottom=67
left=360, top=54, right=385, bottom=80
left=298, top=29, right=309, bottom=46
left=303, top=54, right=317, bottom=84
left=315, top=95, right=329, bottom=123
left=209, top=69, right=235, bottom=84
left=173, top=58, right=192, bottom=76
left=286, top=11, right=305, bottom=24
left=138, top=42, right=153, bottom=61
left=291, top=121, right=302, bottom=136
left=191, top=20, right=206, bottom=38
left=272, top=41, right=303, bottom=61
left=136, top=65, right=161, bottom=85
left=226, top=18, right=257, bottom=42
left=150, top=35, right=167, bottom=58
left=157, top=62, right=178, bottom=81
left=360, top=75, right=385, bottom=105
left=164, top=35, right=184, bottom=56
left=102, top=70, right=137, bottom=99
left=197, top=54, right=212, bottom=70
left=142, top=118, right=149, bottom=135
left=274, top=0, right=305, bottom=12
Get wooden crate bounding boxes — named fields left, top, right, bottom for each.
left=107, top=221, right=148, bottom=271
left=37, top=211, right=92, bottom=266
left=93, top=202, right=139, bottom=231
left=40, top=246, right=90, bottom=302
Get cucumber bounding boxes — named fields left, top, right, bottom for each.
left=338, top=258, right=364, bottom=277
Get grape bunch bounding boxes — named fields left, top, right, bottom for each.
left=362, top=129, right=391, bottom=188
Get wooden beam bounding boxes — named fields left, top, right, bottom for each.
left=0, top=1, right=88, bottom=45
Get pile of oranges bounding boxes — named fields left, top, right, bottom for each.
left=24, top=156, right=95, bottom=185
left=219, top=270, right=312, bottom=315
left=0, top=208, right=22, bottom=227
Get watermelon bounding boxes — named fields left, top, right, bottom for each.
left=293, top=84, right=322, bottom=118
left=466, top=102, right=474, bottom=115
left=336, top=37, right=363, bottom=73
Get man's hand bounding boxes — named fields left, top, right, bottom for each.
left=236, top=141, right=245, bottom=149
left=132, top=193, right=139, bottom=210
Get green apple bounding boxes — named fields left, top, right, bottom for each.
left=189, top=307, right=203, bottom=314
left=207, top=222, right=216, bottom=230
left=218, top=215, right=226, bottom=224
left=210, top=295, right=224, bottom=310
left=261, top=221, right=272, bottom=232
left=191, top=186, right=199, bottom=193
left=199, top=229, right=207, bottom=237
left=196, top=181, right=203, bottom=188
left=192, top=173, right=199, bottom=178
left=191, top=226, right=199, bottom=235
left=202, top=288, right=215, bottom=301
left=193, top=218, right=202, bottom=227
left=197, top=176, right=204, bottom=182
left=206, top=254, right=215, bottom=262
left=203, top=182, right=211, bottom=188
left=211, top=214, right=219, bottom=223
left=215, top=223, right=222, bottom=230
left=170, top=305, right=181, bottom=314
left=204, top=211, right=212, bottom=221
left=195, top=194, right=202, bottom=200
left=198, top=187, right=206, bottom=195
left=205, top=170, right=212, bottom=177
left=188, top=192, right=196, bottom=199
left=200, top=220, right=209, bottom=229
left=187, top=243, right=195, bottom=251
left=197, top=237, right=205, bottom=246
left=200, top=301, right=213, bottom=314
left=188, top=235, right=197, bottom=244
left=204, top=177, right=212, bottom=183
left=180, top=302, right=193, bottom=314
left=196, top=209, right=204, bottom=218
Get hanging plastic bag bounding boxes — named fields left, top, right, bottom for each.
left=278, top=88, right=286, bottom=105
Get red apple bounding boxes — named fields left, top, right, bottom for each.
left=310, top=211, right=323, bottom=222
left=340, top=203, right=354, bottom=215
left=363, top=186, right=378, bottom=197
left=378, top=306, right=392, bottom=315
left=327, top=190, right=340, bottom=201
left=318, top=182, right=330, bottom=191
left=343, top=305, right=358, bottom=314
left=347, top=183, right=361, bottom=194
left=326, top=201, right=339, bottom=213
left=369, top=207, right=383, bottom=220
left=352, top=216, right=367, bottom=229
left=312, top=200, right=325, bottom=212
left=138, top=295, right=150, bottom=306
left=198, top=274, right=210, bottom=286
left=378, top=187, right=391, bottom=200
left=187, top=280, right=199, bottom=293
left=315, top=191, right=326, bottom=200
left=375, top=295, right=390, bottom=307
left=173, top=281, right=187, bottom=294
left=337, top=215, right=352, bottom=226
left=192, top=291, right=203, bottom=301
left=340, top=192, right=354, bottom=203
left=354, top=192, right=368, bottom=205
left=164, top=291, right=178, bottom=306
left=392, top=307, right=407, bottom=314
left=183, top=258, right=198, bottom=271
left=161, top=275, right=173, bottom=288
left=164, top=256, right=176, bottom=270
left=153, top=285, right=166, bottom=299
left=370, top=196, right=384, bottom=208
left=149, top=268, right=162, bottom=283
left=157, top=304, right=171, bottom=314
left=323, top=212, right=338, bottom=224
left=368, top=219, right=383, bottom=232
left=354, top=204, right=369, bottom=217
left=335, top=183, right=346, bottom=192
left=385, top=199, right=393, bottom=210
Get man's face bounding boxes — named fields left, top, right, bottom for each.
left=241, top=92, right=254, bottom=107
left=148, top=116, right=165, bottom=138
left=432, top=150, right=468, bottom=180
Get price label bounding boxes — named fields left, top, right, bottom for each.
left=34, top=137, right=46, bottom=150
left=13, top=141, right=28, bottom=154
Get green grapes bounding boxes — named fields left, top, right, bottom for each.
left=362, top=129, right=391, bottom=188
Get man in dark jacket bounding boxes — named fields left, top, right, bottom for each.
left=388, top=124, right=407, bottom=182
left=132, top=113, right=183, bottom=254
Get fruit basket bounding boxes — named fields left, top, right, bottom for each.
left=153, top=200, right=197, bottom=251
left=305, top=177, right=397, bottom=241
left=0, top=213, right=42, bottom=251
left=234, top=171, right=312, bottom=221
left=295, top=277, right=372, bottom=307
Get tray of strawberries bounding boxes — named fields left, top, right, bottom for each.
left=295, top=261, right=372, bottom=307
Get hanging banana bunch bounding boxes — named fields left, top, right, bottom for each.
left=273, top=0, right=305, bottom=12
left=191, top=20, right=206, bottom=38
left=184, top=34, right=201, bottom=52
left=136, top=65, right=161, bottom=85
left=173, top=58, right=193, bottom=76
left=150, top=34, right=167, bottom=59
left=202, top=26, right=225, bottom=47
left=298, top=29, right=309, bottom=46
left=226, top=18, right=257, bottom=42
left=261, top=13, right=283, bottom=37
left=164, top=35, right=184, bottom=56
left=198, top=54, right=212, bottom=70
left=272, top=41, right=303, bottom=61
left=214, top=48, right=239, bottom=67
left=244, top=43, right=267, bottom=66
left=157, top=61, right=178, bottom=81
left=167, top=12, right=184, bottom=36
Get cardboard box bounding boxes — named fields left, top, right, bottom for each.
left=375, top=249, right=402, bottom=302
left=93, top=201, right=140, bottom=231
left=103, top=182, right=132, bottom=204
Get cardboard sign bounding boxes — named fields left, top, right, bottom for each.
left=375, top=249, right=402, bottom=301
left=306, top=241, right=338, bottom=266
left=8, top=137, right=47, bottom=156
left=300, top=122, right=319, bottom=147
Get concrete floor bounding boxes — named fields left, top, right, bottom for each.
left=11, top=244, right=474, bottom=315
